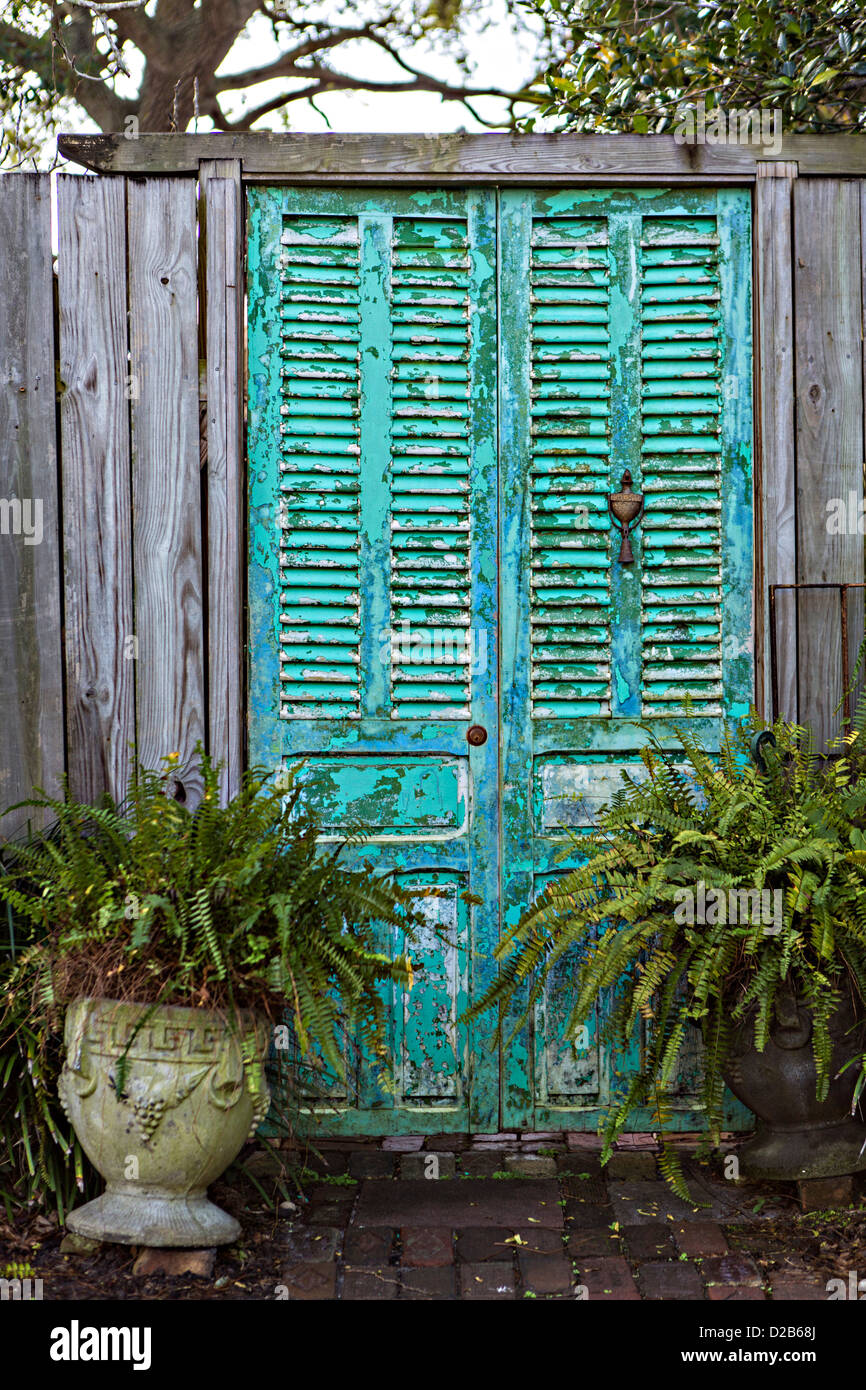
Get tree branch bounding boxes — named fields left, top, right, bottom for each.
left=214, top=22, right=391, bottom=91
left=224, top=80, right=325, bottom=127
left=0, top=18, right=59, bottom=85
left=2, top=0, right=544, bottom=139
left=111, top=5, right=154, bottom=51
left=0, top=15, right=130, bottom=129
left=223, top=62, right=542, bottom=130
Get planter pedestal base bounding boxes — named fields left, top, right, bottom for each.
left=58, top=999, right=269, bottom=1248
left=65, top=1187, right=241, bottom=1248
left=738, top=1117, right=866, bottom=1182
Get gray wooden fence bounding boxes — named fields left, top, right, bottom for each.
left=756, top=167, right=866, bottom=744
left=1, top=166, right=243, bottom=837
left=2, top=137, right=866, bottom=839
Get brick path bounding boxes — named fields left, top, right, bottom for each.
left=273, top=1132, right=833, bottom=1301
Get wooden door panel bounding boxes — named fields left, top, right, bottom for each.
left=498, top=187, right=754, bottom=1131
left=248, top=184, right=755, bottom=1134
left=247, top=187, right=499, bottom=1133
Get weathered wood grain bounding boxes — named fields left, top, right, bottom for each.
left=794, top=180, right=864, bottom=747
left=755, top=161, right=799, bottom=179
left=128, top=178, right=205, bottom=805
left=58, top=174, right=136, bottom=807
left=58, top=131, right=866, bottom=179
left=0, top=174, right=65, bottom=837
left=199, top=159, right=243, bottom=178
left=204, top=169, right=244, bottom=803
left=755, top=169, right=797, bottom=719
left=856, top=180, right=866, bottom=724
left=197, top=159, right=242, bottom=356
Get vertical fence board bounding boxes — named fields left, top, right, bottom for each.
left=861, top=181, right=866, bottom=716
left=128, top=178, right=205, bottom=805
left=756, top=170, right=797, bottom=720
left=58, top=174, right=135, bottom=806
left=0, top=174, right=64, bottom=838
left=204, top=169, right=244, bottom=803
left=794, top=180, right=865, bottom=747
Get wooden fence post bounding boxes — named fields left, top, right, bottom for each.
left=58, top=174, right=136, bottom=806
left=201, top=160, right=244, bottom=804
left=794, top=179, right=865, bottom=747
left=128, top=178, right=205, bottom=806
left=755, top=162, right=798, bottom=721
left=0, top=174, right=65, bottom=837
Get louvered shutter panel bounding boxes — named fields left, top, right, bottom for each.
left=390, top=216, right=474, bottom=721
left=250, top=191, right=496, bottom=743
left=529, top=215, right=612, bottom=719
left=278, top=216, right=362, bottom=720
left=503, top=189, right=751, bottom=744
left=640, top=212, right=724, bottom=718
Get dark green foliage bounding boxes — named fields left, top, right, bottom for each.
left=0, top=751, right=424, bottom=1215
left=522, top=0, right=866, bottom=134
left=0, top=1009, right=93, bottom=1224
left=467, top=715, right=866, bottom=1194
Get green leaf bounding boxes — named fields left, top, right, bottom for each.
left=809, top=67, right=840, bottom=86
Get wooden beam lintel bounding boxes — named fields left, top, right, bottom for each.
left=57, top=132, right=866, bottom=180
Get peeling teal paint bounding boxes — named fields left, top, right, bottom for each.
left=247, top=185, right=498, bottom=1133
left=247, top=184, right=753, bottom=1135
left=496, top=187, right=752, bottom=1131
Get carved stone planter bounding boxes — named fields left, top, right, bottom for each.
left=59, top=998, right=271, bottom=1247
left=723, top=987, right=866, bottom=1182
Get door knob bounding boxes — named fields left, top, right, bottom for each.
left=467, top=726, right=487, bottom=746
left=607, top=470, right=645, bottom=564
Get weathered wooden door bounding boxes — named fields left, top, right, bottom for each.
left=248, top=187, right=500, bottom=1133
left=247, top=184, right=753, bottom=1135
left=497, top=188, right=753, bottom=1131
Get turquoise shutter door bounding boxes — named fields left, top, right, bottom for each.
left=247, top=188, right=500, bottom=1133
left=498, top=187, right=753, bottom=1132
left=248, top=184, right=754, bottom=1135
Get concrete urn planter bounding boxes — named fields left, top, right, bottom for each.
left=723, top=987, right=866, bottom=1181
left=59, top=997, right=271, bottom=1247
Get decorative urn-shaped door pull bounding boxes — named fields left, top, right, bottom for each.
left=606, top=469, right=645, bottom=564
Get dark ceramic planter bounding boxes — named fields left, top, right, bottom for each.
left=722, top=986, right=866, bottom=1181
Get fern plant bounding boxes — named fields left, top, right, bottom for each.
left=467, top=715, right=866, bottom=1199
left=0, top=750, right=425, bottom=1213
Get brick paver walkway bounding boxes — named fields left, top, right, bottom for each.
left=273, top=1132, right=833, bottom=1300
